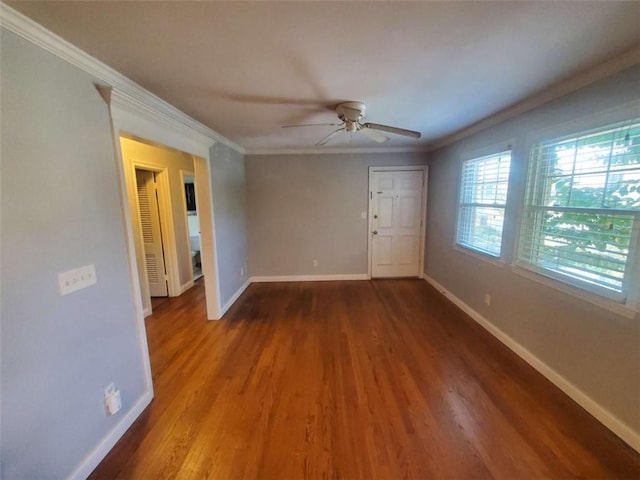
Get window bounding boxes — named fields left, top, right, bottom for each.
left=456, top=150, right=512, bottom=257
left=517, top=119, right=640, bottom=303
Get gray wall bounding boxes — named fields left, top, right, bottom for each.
left=425, top=65, right=640, bottom=434
left=210, top=143, right=249, bottom=306
left=1, top=30, right=147, bottom=477
left=246, top=152, right=428, bottom=276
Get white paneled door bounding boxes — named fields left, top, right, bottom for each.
left=370, top=169, right=426, bottom=278
left=136, top=169, right=168, bottom=297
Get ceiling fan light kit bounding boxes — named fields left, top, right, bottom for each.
left=282, top=101, right=422, bottom=147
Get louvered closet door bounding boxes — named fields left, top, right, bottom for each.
left=136, top=169, right=168, bottom=297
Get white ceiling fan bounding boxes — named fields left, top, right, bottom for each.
left=282, top=101, right=421, bottom=146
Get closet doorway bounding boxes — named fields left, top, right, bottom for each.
left=135, top=168, right=169, bottom=297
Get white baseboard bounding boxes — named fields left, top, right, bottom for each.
left=179, top=279, right=195, bottom=295
left=251, top=274, right=369, bottom=283
left=423, top=274, right=640, bottom=453
left=220, top=278, right=252, bottom=316
left=142, top=306, right=151, bottom=318
left=68, top=389, right=154, bottom=480
left=218, top=274, right=370, bottom=318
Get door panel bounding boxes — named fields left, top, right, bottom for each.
left=136, top=169, right=168, bottom=297
left=371, top=170, right=425, bottom=278
left=378, top=196, right=394, bottom=228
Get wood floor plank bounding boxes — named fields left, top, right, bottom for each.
left=89, top=279, right=639, bottom=479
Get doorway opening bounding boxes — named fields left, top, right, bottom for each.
left=120, top=135, right=204, bottom=317
left=182, top=172, right=203, bottom=281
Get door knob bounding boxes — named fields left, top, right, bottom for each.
left=372, top=230, right=378, bottom=235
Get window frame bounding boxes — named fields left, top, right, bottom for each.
left=454, top=144, right=514, bottom=263
left=513, top=102, right=640, bottom=318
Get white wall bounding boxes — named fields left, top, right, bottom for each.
left=425, top=65, right=640, bottom=441
left=210, top=143, right=249, bottom=306
left=246, top=152, right=428, bottom=277
left=1, top=30, right=148, bottom=478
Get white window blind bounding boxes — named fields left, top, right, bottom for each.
left=517, top=119, right=640, bottom=301
left=456, top=150, right=512, bottom=257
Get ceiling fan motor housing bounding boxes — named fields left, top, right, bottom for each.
left=336, top=101, right=365, bottom=122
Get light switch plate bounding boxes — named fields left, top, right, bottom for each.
left=58, top=264, right=97, bottom=296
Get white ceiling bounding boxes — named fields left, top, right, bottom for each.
left=7, top=1, right=640, bottom=153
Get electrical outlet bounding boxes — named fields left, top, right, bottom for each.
left=104, top=383, right=122, bottom=416
left=484, top=293, right=491, bottom=306
left=58, top=264, right=96, bottom=296
left=313, top=259, right=319, bottom=267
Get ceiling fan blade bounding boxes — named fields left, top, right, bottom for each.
left=315, top=128, right=344, bottom=146
left=282, top=122, right=342, bottom=128
left=363, top=122, right=421, bottom=139
left=360, top=127, right=389, bottom=143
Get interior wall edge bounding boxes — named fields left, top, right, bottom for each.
left=220, top=278, right=252, bottom=318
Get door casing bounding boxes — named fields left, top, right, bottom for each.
left=367, top=166, right=428, bottom=279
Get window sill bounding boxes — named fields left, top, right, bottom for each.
left=511, top=264, right=638, bottom=320
left=453, top=244, right=506, bottom=269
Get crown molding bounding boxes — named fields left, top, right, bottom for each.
left=0, top=3, right=245, bottom=154
left=246, top=146, right=431, bottom=156
left=429, top=44, right=640, bottom=152
left=109, top=88, right=217, bottom=152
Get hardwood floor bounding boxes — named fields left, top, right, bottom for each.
left=90, top=279, right=639, bottom=479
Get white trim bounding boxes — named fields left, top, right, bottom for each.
left=511, top=105, right=640, bottom=319
left=523, top=100, right=640, bottom=146
left=453, top=244, right=506, bottom=269
left=3, top=2, right=636, bottom=158
left=109, top=93, right=222, bottom=321
left=453, top=142, right=514, bottom=266
left=220, top=279, right=252, bottom=316
left=511, top=265, right=638, bottom=320
left=367, top=166, right=428, bottom=279
left=131, top=162, right=180, bottom=297
left=251, top=274, right=369, bottom=282
left=193, top=156, right=223, bottom=320
left=430, top=45, right=640, bottom=151
left=67, top=390, right=153, bottom=480
left=179, top=279, right=195, bottom=295
left=101, top=102, right=155, bottom=399
left=179, top=170, right=196, bottom=283
left=246, top=146, right=431, bottom=156
left=422, top=274, right=640, bottom=453
left=0, top=3, right=245, bottom=155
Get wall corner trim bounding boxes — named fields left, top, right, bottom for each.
left=251, top=274, right=369, bottom=283
left=179, top=279, right=195, bottom=295
left=220, top=278, right=252, bottom=318
left=0, top=3, right=245, bottom=154
left=67, top=390, right=154, bottom=480
left=422, top=274, right=640, bottom=453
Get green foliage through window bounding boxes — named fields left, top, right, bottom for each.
left=518, top=119, right=640, bottom=297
